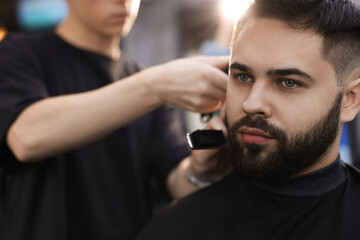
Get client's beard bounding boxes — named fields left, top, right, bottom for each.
left=225, top=93, right=342, bottom=184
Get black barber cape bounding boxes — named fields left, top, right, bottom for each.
left=0, top=32, right=190, bottom=240
left=136, top=157, right=360, bottom=240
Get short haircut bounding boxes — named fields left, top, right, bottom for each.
left=231, top=0, right=360, bottom=84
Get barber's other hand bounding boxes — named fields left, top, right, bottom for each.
left=147, top=56, right=229, bottom=113
left=187, top=116, right=231, bottom=183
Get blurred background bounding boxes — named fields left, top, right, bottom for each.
left=0, top=0, right=359, bottom=167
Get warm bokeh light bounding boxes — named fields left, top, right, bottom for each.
left=0, top=28, right=7, bottom=41
left=221, top=0, right=252, bottom=22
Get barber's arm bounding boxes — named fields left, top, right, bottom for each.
left=167, top=115, right=231, bottom=199
left=6, top=56, right=228, bottom=162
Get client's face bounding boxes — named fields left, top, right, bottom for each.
left=225, top=93, right=341, bottom=183
left=226, top=18, right=342, bottom=183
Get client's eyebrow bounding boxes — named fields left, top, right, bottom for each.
left=229, top=62, right=254, bottom=73
left=230, top=63, right=315, bottom=82
left=267, top=68, right=314, bottom=82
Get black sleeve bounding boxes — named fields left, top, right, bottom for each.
left=0, top=36, right=49, bottom=151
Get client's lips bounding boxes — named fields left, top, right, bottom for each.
left=239, top=128, right=273, bottom=144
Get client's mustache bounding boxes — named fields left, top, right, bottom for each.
left=226, top=115, right=286, bottom=141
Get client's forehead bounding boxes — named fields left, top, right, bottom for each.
left=230, top=18, right=335, bottom=83
left=233, top=18, right=323, bottom=56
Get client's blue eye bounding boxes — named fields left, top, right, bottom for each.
left=283, top=80, right=298, bottom=88
left=238, top=74, right=251, bottom=82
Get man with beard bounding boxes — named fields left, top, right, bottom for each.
left=135, top=0, right=360, bottom=239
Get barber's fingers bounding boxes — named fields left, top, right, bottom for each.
left=149, top=56, right=228, bottom=113
left=181, top=77, right=226, bottom=113
left=194, top=80, right=226, bottom=104
left=192, top=61, right=228, bottom=108
left=202, top=65, right=228, bottom=92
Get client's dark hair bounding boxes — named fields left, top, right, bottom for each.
left=231, top=0, right=360, bottom=84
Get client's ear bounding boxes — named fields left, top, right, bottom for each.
left=340, top=69, right=360, bottom=123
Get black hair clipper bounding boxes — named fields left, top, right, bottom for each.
left=187, top=130, right=226, bottom=150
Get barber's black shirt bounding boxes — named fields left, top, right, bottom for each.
left=136, top=157, right=360, bottom=240
left=0, top=32, right=190, bottom=240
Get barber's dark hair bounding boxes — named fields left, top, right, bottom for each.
left=231, top=0, right=360, bottom=84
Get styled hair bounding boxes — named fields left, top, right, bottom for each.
left=231, top=0, right=360, bottom=84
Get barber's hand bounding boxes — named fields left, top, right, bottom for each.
left=187, top=114, right=231, bottom=183
left=148, top=56, right=229, bottom=113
